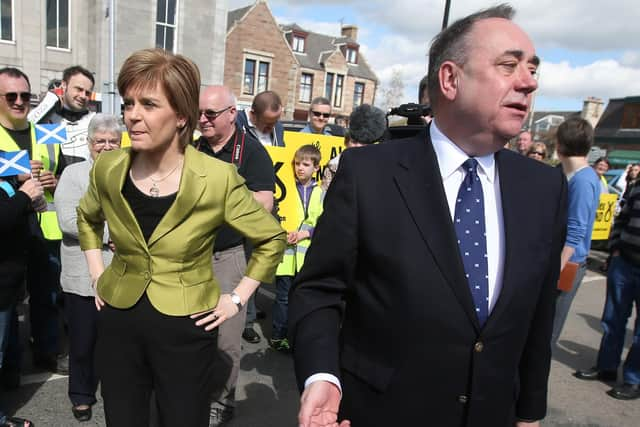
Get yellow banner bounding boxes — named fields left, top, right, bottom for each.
left=591, top=193, right=619, bottom=240
left=265, top=131, right=345, bottom=231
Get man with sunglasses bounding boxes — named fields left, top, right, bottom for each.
left=195, top=85, right=276, bottom=427
left=40, top=65, right=96, bottom=165
left=300, top=97, right=333, bottom=135
left=0, top=67, right=68, bottom=378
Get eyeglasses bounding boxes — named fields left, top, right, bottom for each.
left=0, top=92, right=32, bottom=104
left=91, top=138, right=121, bottom=147
left=311, top=111, right=331, bottom=119
left=199, top=106, right=232, bottom=120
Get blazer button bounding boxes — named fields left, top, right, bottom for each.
left=474, top=341, right=484, bottom=353
left=458, top=395, right=468, bottom=404
left=143, top=272, right=150, bottom=280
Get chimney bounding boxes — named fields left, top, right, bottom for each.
left=341, top=25, right=358, bottom=41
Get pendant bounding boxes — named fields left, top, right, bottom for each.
left=149, top=183, right=160, bottom=197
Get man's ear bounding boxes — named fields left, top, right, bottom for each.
left=439, top=61, right=460, bottom=102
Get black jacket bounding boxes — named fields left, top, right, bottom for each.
left=0, top=182, right=34, bottom=308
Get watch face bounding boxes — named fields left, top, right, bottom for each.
left=232, top=294, right=241, bottom=304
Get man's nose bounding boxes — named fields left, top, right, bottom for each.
left=516, top=66, right=538, bottom=93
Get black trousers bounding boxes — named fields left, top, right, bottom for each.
left=96, top=293, right=218, bottom=427
left=65, top=292, right=98, bottom=406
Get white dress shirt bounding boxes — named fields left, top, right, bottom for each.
left=305, top=121, right=506, bottom=392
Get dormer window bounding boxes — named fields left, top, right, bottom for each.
left=346, top=47, right=357, bottom=64
left=293, top=35, right=305, bottom=53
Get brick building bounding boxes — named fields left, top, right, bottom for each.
left=225, top=0, right=378, bottom=120
left=224, top=1, right=298, bottom=115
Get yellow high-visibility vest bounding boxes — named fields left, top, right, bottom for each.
left=0, top=123, right=62, bottom=240
left=276, top=184, right=324, bottom=276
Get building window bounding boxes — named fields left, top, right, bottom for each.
left=325, top=72, right=345, bottom=108
left=334, top=74, right=344, bottom=108
left=243, top=58, right=270, bottom=95
left=353, top=82, right=365, bottom=107
left=0, top=0, right=13, bottom=41
left=156, top=0, right=177, bottom=52
left=300, top=73, right=313, bottom=103
left=325, top=73, right=334, bottom=102
left=258, top=62, right=269, bottom=93
left=293, top=35, right=305, bottom=53
left=46, top=0, right=69, bottom=49
left=346, top=48, right=357, bottom=64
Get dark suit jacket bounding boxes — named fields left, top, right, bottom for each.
left=289, top=130, right=567, bottom=426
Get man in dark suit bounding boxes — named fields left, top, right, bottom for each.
left=288, top=4, right=568, bottom=427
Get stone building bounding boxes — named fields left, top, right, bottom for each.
left=0, top=0, right=226, bottom=105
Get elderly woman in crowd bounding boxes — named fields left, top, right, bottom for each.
left=77, top=49, right=285, bottom=427
left=1, top=174, right=43, bottom=427
left=526, top=141, right=547, bottom=162
left=55, top=114, right=122, bottom=422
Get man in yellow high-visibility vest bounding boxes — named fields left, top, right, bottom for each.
left=0, top=67, right=68, bottom=377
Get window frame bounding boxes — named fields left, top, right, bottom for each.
left=324, top=72, right=334, bottom=102
left=155, top=0, right=179, bottom=53
left=334, top=74, right=344, bottom=108
left=346, top=47, right=357, bottom=64
left=242, top=54, right=272, bottom=96
left=353, top=82, right=365, bottom=107
left=292, top=35, right=305, bottom=53
left=0, top=0, right=14, bottom=43
left=299, top=73, right=313, bottom=103
left=45, top=0, right=70, bottom=50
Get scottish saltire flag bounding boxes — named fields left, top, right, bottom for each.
left=35, top=123, right=67, bottom=145
left=0, top=150, right=30, bottom=177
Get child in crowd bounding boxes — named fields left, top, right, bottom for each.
left=271, top=145, right=324, bottom=352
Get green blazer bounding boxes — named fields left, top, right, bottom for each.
left=77, top=144, right=286, bottom=316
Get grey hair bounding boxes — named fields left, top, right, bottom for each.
left=88, top=113, right=122, bottom=140
left=427, top=4, right=515, bottom=111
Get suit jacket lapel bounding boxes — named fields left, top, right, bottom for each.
left=106, top=149, right=147, bottom=249
left=393, top=131, right=480, bottom=330
left=147, top=145, right=207, bottom=247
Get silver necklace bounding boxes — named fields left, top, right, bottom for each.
left=147, top=161, right=182, bottom=197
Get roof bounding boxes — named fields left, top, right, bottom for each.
left=227, top=5, right=252, bottom=32
left=281, top=24, right=378, bottom=82
left=594, top=96, right=640, bottom=145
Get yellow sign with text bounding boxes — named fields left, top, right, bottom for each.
left=591, top=193, right=619, bottom=240
left=265, top=131, right=345, bottom=231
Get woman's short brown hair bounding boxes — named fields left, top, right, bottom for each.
left=117, top=48, right=200, bottom=147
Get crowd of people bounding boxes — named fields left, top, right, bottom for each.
left=1, top=3, right=640, bottom=427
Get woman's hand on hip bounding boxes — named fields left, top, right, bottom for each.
left=191, top=294, right=239, bottom=331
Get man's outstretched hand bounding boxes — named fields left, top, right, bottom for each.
left=298, top=381, right=350, bottom=427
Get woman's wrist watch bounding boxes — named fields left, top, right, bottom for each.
left=230, top=292, right=243, bottom=312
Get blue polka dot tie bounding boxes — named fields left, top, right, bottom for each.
left=454, top=159, right=489, bottom=326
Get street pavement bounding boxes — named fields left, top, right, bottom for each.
left=3, top=251, right=639, bottom=426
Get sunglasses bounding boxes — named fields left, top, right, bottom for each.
left=311, top=111, right=331, bottom=119
left=199, top=106, right=232, bottom=120
left=0, top=92, right=32, bottom=103
left=530, top=151, right=545, bottom=156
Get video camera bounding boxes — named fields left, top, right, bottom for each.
left=387, top=103, right=432, bottom=126
left=383, top=103, right=431, bottom=141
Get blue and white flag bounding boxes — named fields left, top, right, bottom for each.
left=35, top=123, right=67, bottom=145
left=0, top=150, right=31, bottom=177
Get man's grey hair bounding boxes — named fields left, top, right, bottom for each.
left=88, top=113, right=122, bottom=140
left=310, top=97, right=331, bottom=110
left=427, top=3, right=515, bottom=111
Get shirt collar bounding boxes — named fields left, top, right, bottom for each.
left=429, top=120, right=496, bottom=183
